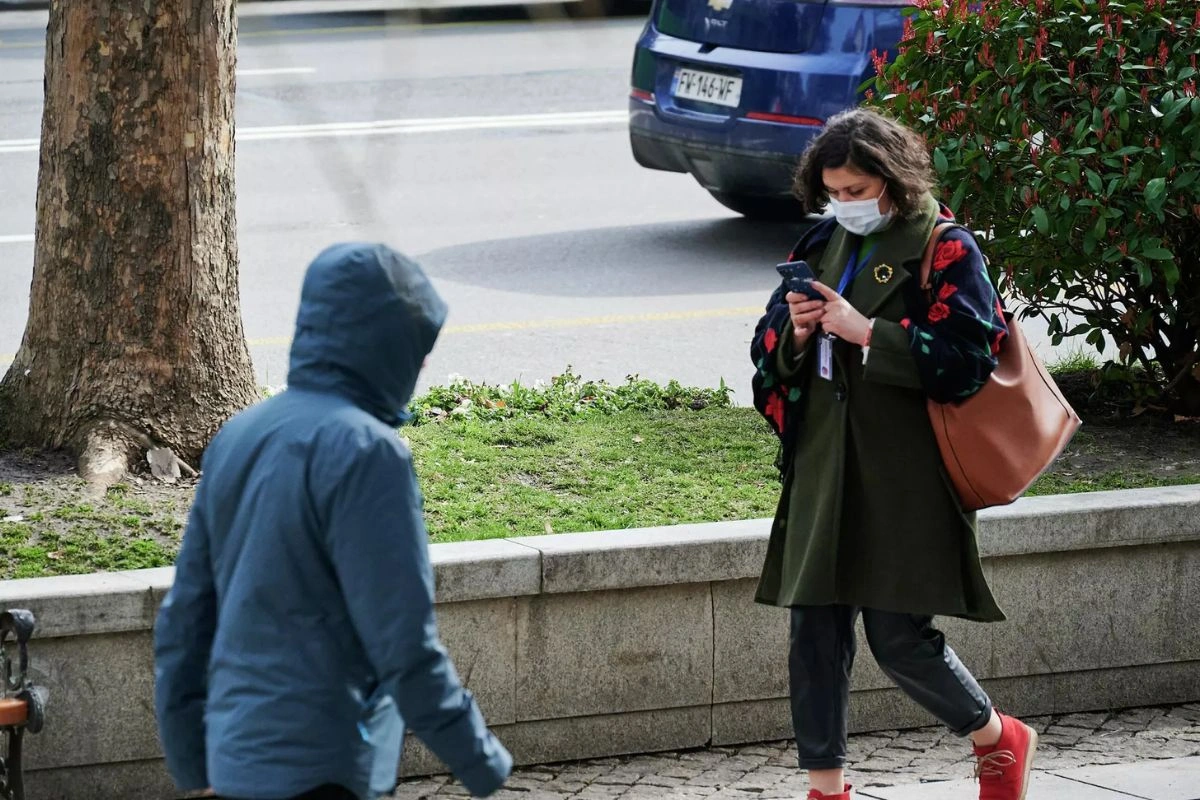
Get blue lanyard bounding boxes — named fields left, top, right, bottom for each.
left=837, top=243, right=877, bottom=296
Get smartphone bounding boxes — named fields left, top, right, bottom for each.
left=775, top=260, right=824, bottom=301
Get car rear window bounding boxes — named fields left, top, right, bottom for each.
left=655, top=0, right=829, bottom=55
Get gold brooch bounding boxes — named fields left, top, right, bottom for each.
left=873, top=264, right=895, bottom=284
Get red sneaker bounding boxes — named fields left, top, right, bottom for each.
left=807, top=785, right=851, bottom=800
left=975, top=713, right=1038, bottom=800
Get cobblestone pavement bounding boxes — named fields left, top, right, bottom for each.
left=391, top=704, right=1200, bottom=799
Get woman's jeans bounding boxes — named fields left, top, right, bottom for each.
left=789, top=605, right=993, bottom=769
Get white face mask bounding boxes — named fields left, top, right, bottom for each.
left=827, top=186, right=893, bottom=236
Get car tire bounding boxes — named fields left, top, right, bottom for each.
left=708, top=191, right=804, bottom=222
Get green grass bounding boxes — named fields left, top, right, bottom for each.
left=0, top=373, right=1195, bottom=579
left=1027, top=471, right=1200, bottom=495
left=0, top=483, right=183, bottom=579
left=0, top=526, right=175, bottom=579
left=1046, top=349, right=1101, bottom=375
left=408, top=407, right=1199, bottom=542
left=408, top=408, right=780, bottom=543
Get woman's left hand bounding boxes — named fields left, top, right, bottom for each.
left=810, top=281, right=871, bottom=346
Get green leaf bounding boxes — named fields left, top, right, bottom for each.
left=1163, top=143, right=1178, bottom=168
left=1137, top=263, right=1152, bottom=287
left=1175, top=171, right=1199, bottom=189
left=1145, top=177, right=1167, bottom=210
left=1141, top=247, right=1174, bottom=261
left=934, top=147, right=949, bottom=174
left=1031, top=206, right=1049, bottom=235
left=951, top=181, right=969, bottom=212
left=1163, top=260, right=1181, bottom=288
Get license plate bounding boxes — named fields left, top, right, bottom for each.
left=672, top=67, right=743, bottom=108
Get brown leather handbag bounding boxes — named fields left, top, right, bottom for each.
left=920, top=224, right=1082, bottom=511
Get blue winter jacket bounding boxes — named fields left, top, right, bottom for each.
left=154, top=243, right=512, bottom=800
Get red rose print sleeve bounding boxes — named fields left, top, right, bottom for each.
left=751, top=219, right=839, bottom=442
left=751, top=280, right=795, bottom=438
left=901, top=228, right=1009, bottom=403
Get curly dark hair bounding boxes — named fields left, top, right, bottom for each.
left=793, top=108, right=936, bottom=219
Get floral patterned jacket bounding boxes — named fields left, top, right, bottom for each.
left=750, top=209, right=1008, bottom=466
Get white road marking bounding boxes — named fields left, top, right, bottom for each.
left=238, top=110, right=627, bottom=141
left=0, top=234, right=34, bottom=245
left=236, top=67, right=317, bottom=76
left=0, top=110, right=627, bottom=154
left=0, top=139, right=38, bottom=155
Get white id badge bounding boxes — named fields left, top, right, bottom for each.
left=818, top=335, right=834, bottom=381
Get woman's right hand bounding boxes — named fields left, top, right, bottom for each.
left=786, top=292, right=825, bottom=347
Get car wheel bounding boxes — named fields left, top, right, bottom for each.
left=708, top=190, right=804, bottom=222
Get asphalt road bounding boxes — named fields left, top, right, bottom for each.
left=0, top=5, right=1074, bottom=399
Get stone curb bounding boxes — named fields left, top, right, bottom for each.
left=0, top=485, right=1193, bottom=638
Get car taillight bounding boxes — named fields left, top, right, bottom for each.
left=631, top=89, right=655, bottom=103
left=747, top=112, right=824, bottom=126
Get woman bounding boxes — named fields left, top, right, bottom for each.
left=749, top=108, right=1035, bottom=800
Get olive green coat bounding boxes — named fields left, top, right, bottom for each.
left=753, top=196, right=1005, bottom=622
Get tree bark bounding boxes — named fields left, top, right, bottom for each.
left=0, top=0, right=256, bottom=487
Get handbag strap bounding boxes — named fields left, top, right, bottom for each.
left=918, top=221, right=963, bottom=294
left=919, top=223, right=1007, bottom=313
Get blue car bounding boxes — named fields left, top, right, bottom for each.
left=629, top=0, right=908, bottom=220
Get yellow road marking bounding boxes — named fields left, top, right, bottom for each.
left=0, top=306, right=762, bottom=366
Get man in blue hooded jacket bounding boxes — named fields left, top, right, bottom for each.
left=154, top=244, right=512, bottom=800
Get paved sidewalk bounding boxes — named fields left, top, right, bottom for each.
left=392, top=704, right=1200, bottom=800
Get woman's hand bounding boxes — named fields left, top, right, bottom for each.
left=809, top=282, right=870, bottom=346
left=785, top=292, right=825, bottom=348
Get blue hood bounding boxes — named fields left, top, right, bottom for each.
left=287, top=243, right=447, bottom=426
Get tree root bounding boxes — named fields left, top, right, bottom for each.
left=77, top=437, right=132, bottom=496
left=75, top=420, right=146, bottom=497
left=75, top=419, right=202, bottom=496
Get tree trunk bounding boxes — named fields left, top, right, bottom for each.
left=0, top=0, right=256, bottom=488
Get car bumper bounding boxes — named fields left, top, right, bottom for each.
left=629, top=103, right=800, bottom=196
